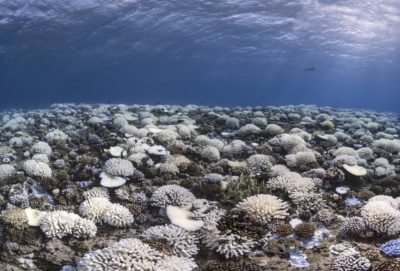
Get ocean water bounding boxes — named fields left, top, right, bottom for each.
left=1, top=1, right=400, bottom=271
left=0, top=0, right=399, bottom=111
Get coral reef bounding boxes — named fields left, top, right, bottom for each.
left=0, top=103, right=399, bottom=270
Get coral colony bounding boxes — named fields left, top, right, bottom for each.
left=0, top=103, right=400, bottom=270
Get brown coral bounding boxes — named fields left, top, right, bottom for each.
left=205, top=259, right=264, bottom=271
left=216, top=210, right=268, bottom=239
left=142, top=238, right=173, bottom=255
left=294, top=223, right=316, bottom=239
left=373, top=259, right=400, bottom=271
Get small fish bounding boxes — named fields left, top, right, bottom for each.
left=303, top=67, right=316, bottom=72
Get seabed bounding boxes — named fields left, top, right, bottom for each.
left=0, top=103, right=400, bottom=271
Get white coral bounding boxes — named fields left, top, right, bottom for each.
left=141, top=224, right=199, bottom=257
left=236, top=194, right=289, bottom=224
left=361, top=200, right=400, bottom=236
left=31, top=141, right=52, bottom=156
left=102, top=203, right=134, bottom=227
left=154, top=256, right=197, bottom=271
left=150, top=185, right=196, bottom=208
left=77, top=238, right=164, bottom=271
left=104, top=158, right=135, bottom=177
left=0, top=164, right=16, bottom=180
left=268, top=173, right=316, bottom=194
left=246, top=154, right=273, bottom=176
left=40, top=210, right=97, bottom=239
left=23, top=159, right=52, bottom=178
left=79, top=197, right=112, bottom=223
left=45, top=129, right=69, bottom=142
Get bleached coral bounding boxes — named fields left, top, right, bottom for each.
left=23, top=159, right=52, bottom=178
left=104, top=158, right=135, bottom=177
left=237, top=124, right=261, bottom=136
left=0, top=204, right=28, bottom=229
left=154, top=255, right=197, bottom=271
left=329, top=252, right=371, bottom=271
left=32, top=153, right=50, bottom=164
left=151, top=185, right=196, bottom=208
left=82, top=187, right=110, bottom=200
left=235, top=194, right=289, bottom=224
left=79, top=197, right=112, bottom=223
left=200, top=146, right=220, bottom=162
left=102, top=203, right=134, bottom=227
left=166, top=205, right=204, bottom=231
left=279, top=134, right=306, bottom=153
left=0, top=164, right=16, bottom=181
left=31, top=141, right=52, bottom=156
left=141, top=224, right=199, bottom=257
left=373, top=139, right=400, bottom=153
left=285, top=151, right=317, bottom=170
left=268, top=173, right=317, bottom=194
left=45, top=129, right=69, bottom=142
left=222, top=140, right=248, bottom=158
left=265, top=124, right=284, bottom=136
left=40, top=210, right=97, bottom=239
left=200, top=210, right=255, bottom=258
left=361, top=201, right=400, bottom=236
left=77, top=238, right=164, bottom=271
left=246, top=154, right=273, bottom=176
left=290, top=191, right=326, bottom=214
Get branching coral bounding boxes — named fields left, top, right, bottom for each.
left=23, top=160, right=52, bottom=178
left=150, top=185, right=196, bottom=208
left=141, top=224, right=199, bottom=257
left=77, top=238, right=164, bottom=271
left=40, top=210, right=97, bottom=239
left=235, top=194, right=289, bottom=224
left=104, top=158, right=135, bottom=177
left=361, top=201, right=400, bottom=236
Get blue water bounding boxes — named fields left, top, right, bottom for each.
left=0, top=0, right=399, bottom=111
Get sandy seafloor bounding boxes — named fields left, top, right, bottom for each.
left=0, top=103, right=400, bottom=271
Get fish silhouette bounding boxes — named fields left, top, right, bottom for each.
left=303, top=67, right=316, bottom=72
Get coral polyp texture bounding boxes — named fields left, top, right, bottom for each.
left=0, top=103, right=400, bottom=270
